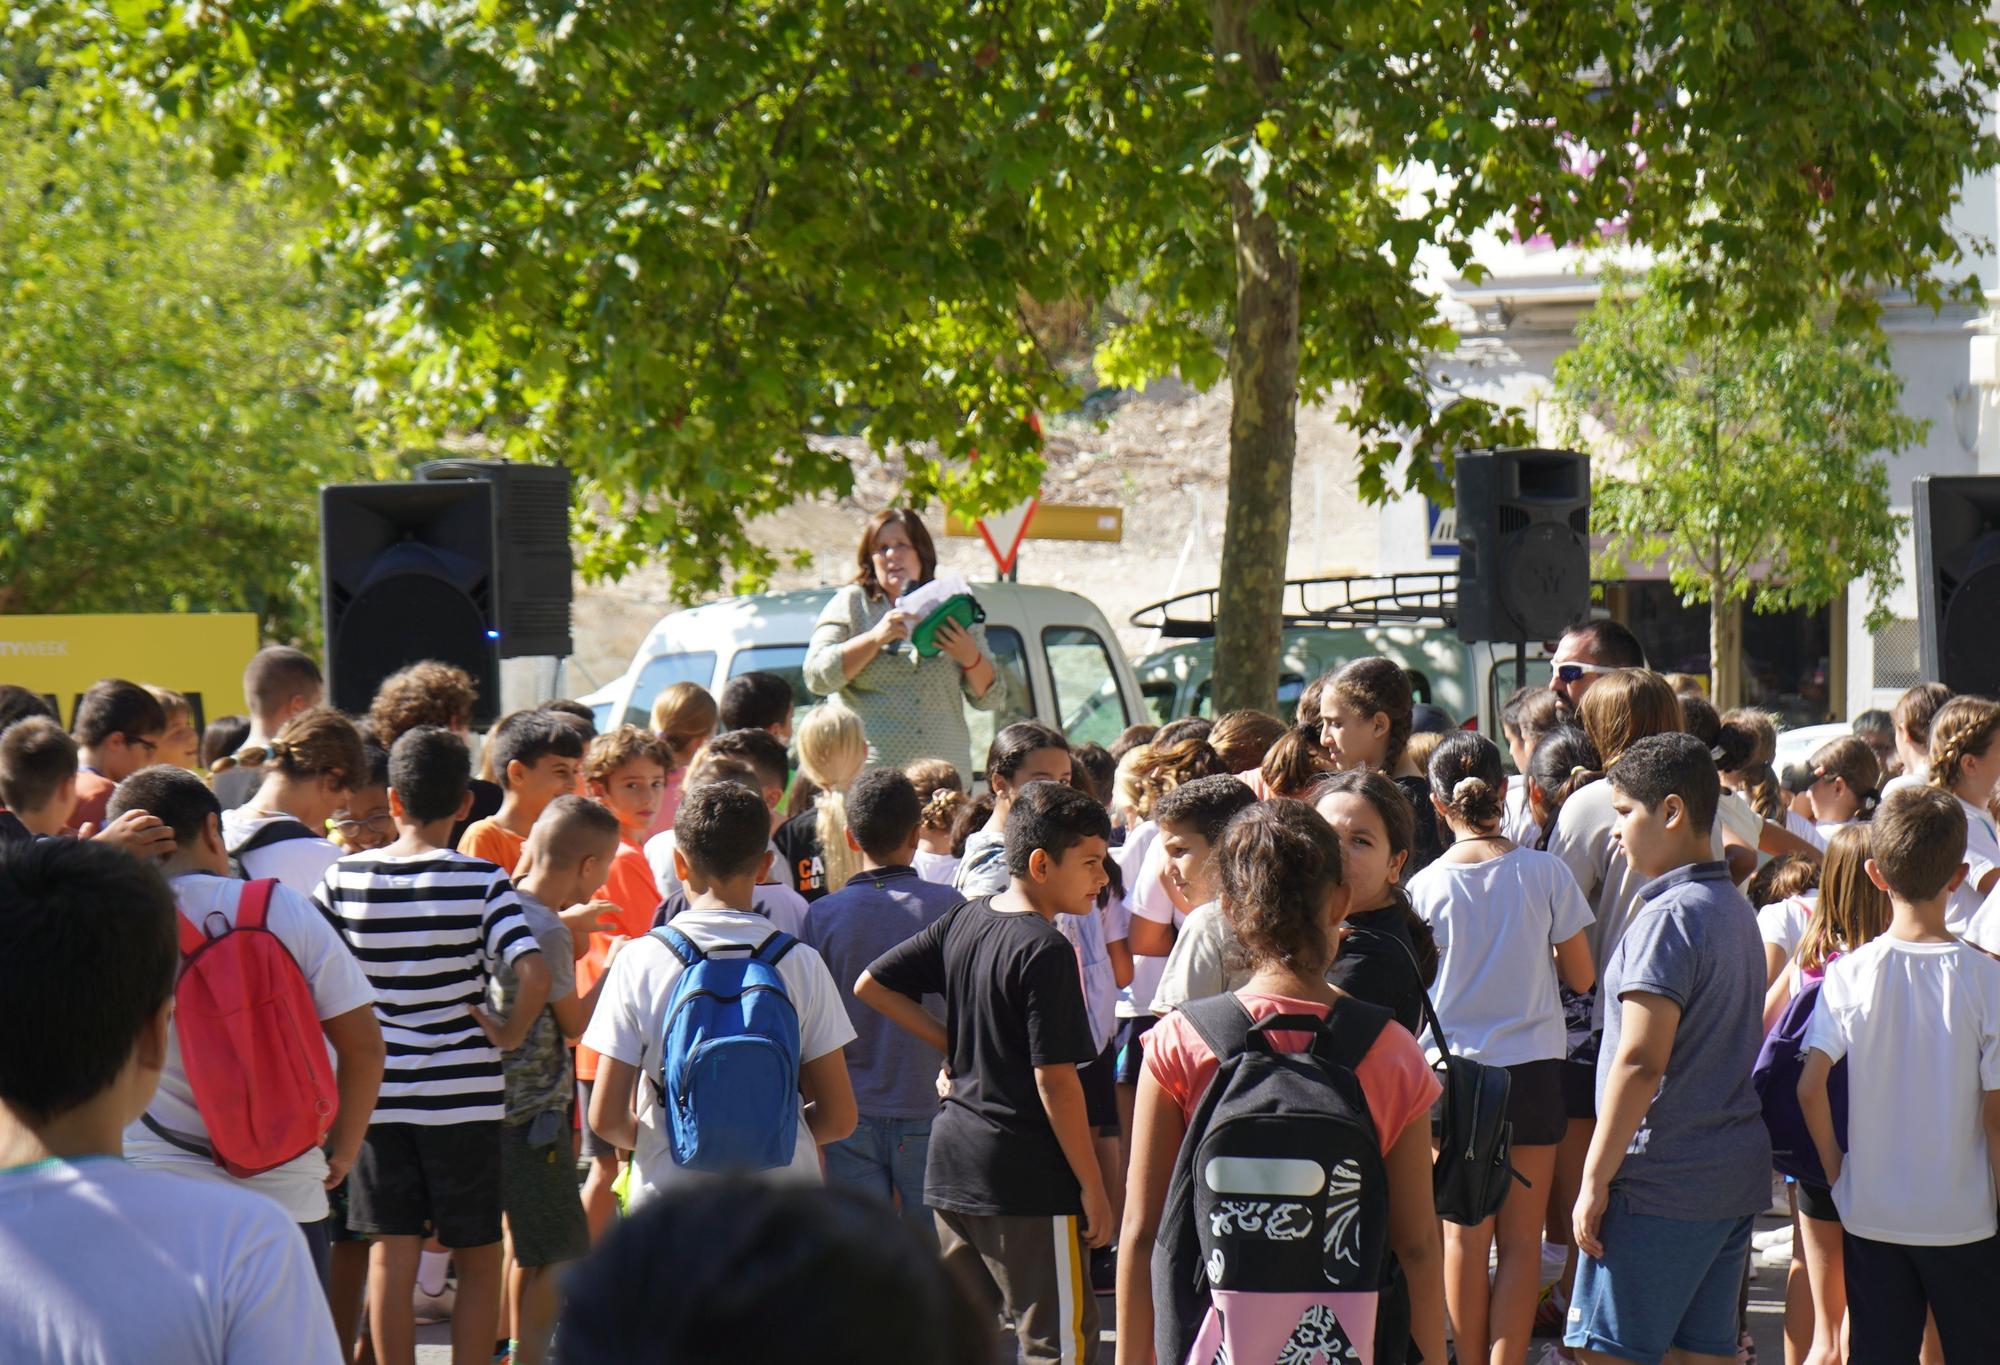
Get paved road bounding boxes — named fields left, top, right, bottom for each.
left=413, top=1209, right=1794, bottom=1363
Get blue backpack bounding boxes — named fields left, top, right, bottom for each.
left=1752, top=975, right=1848, bottom=1186
left=650, top=926, right=803, bottom=1173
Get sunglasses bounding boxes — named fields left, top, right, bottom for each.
left=1553, top=663, right=1615, bottom=685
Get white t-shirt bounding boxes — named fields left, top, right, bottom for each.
left=1150, top=900, right=1251, bottom=1015
left=0, top=1156, right=341, bottom=1364
left=1784, top=809, right=1824, bottom=853
left=1502, top=776, right=1540, bottom=847
left=1756, top=893, right=1817, bottom=965
left=218, top=808, right=342, bottom=897
left=1882, top=770, right=1927, bottom=800
left=1805, top=936, right=2000, bottom=1245
left=1713, top=791, right=1763, bottom=851
left=1406, top=847, right=1595, bottom=1067
left=1951, top=798, right=2000, bottom=934
left=913, top=850, right=961, bottom=886
left=124, top=873, right=375, bottom=1222
left=1121, top=823, right=1187, bottom=1020
left=580, top=907, right=856, bottom=1210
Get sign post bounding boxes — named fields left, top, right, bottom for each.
left=971, top=498, right=1040, bottom=579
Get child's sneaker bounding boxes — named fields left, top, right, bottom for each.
left=413, top=1281, right=456, bottom=1324
left=1736, top=1328, right=1757, bottom=1364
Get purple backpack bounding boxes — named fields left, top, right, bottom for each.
left=1751, top=974, right=1847, bottom=1185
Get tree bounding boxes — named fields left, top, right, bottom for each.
left=1553, top=265, right=1920, bottom=709
left=0, top=70, right=366, bottom=642
left=37, top=2, right=2000, bottom=709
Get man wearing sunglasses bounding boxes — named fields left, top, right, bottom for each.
left=1550, top=620, right=1648, bottom=716
left=65, top=678, right=169, bottom=834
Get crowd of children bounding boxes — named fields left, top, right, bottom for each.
left=7, top=614, right=2000, bottom=1365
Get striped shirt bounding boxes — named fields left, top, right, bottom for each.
left=315, top=849, right=538, bottom=1125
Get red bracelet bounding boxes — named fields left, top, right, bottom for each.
left=959, top=657, right=981, bottom=673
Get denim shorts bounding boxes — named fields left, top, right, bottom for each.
left=1563, top=1193, right=1754, bottom=1362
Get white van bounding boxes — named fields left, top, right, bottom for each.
left=581, top=582, right=1148, bottom=772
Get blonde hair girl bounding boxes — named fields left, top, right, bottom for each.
left=784, top=700, right=869, bottom=895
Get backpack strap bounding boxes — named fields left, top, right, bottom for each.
left=1346, top=923, right=1454, bottom=1057
left=1313, top=996, right=1394, bottom=1072
left=1177, top=992, right=1259, bottom=1062
left=175, top=909, right=206, bottom=958
left=228, top=818, right=318, bottom=856
left=235, top=879, right=277, bottom=932
left=649, top=925, right=703, bottom=967
left=752, top=931, right=798, bottom=966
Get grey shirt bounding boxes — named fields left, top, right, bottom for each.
left=803, top=583, right=1005, bottom=781
left=489, top=888, right=578, bottom=1124
left=1597, top=860, right=1772, bottom=1220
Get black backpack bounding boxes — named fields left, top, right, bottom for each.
left=227, top=818, right=320, bottom=881
left=1152, top=994, right=1396, bottom=1365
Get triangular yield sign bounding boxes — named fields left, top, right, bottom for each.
left=976, top=496, right=1040, bottom=575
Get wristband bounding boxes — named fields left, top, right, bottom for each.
left=959, top=656, right=981, bottom=673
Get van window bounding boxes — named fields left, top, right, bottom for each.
left=624, top=652, right=718, bottom=728
left=1043, top=626, right=1128, bottom=749
left=967, top=627, right=1034, bottom=774
left=1140, top=679, right=1178, bottom=726
left=727, top=645, right=810, bottom=732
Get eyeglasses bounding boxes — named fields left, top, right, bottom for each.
left=329, top=812, right=396, bottom=837
left=122, top=734, right=159, bottom=756
left=1553, top=663, right=1615, bottom=685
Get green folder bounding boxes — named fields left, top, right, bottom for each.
left=908, top=594, right=986, bottom=657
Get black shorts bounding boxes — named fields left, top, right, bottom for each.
left=1113, top=1015, right=1157, bottom=1086
left=1796, top=1179, right=1840, bottom=1224
left=1077, top=1042, right=1119, bottom=1133
left=576, top=1077, right=623, bottom=1162
left=501, top=1116, right=589, bottom=1267
left=1505, top=1059, right=1568, bottom=1146
left=1560, top=1057, right=1597, bottom=1122
left=348, top=1121, right=503, bottom=1249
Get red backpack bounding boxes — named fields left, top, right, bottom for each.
left=159, top=879, right=338, bottom=1178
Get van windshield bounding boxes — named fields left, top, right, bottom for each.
left=728, top=645, right=811, bottom=732
left=624, top=652, right=718, bottom=728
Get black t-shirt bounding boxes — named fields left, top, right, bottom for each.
left=773, top=810, right=828, bottom=903
left=865, top=897, right=1096, bottom=1216
left=449, top=778, right=505, bottom=851
left=1328, top=903, right=1429, bottom=1037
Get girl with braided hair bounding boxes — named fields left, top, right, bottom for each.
left=1927, top=695, right=2000, bottom=931
left=904, top=757, right=966, bottom=886
left=1405, top=733, right=1595, bottom=1365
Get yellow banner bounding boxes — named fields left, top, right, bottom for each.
left=0, top=613, right=262, bottom=730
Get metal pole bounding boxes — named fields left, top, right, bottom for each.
left=1515, top=639, right=1526, bottom=689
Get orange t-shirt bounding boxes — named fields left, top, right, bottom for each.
left=1144, top=991, right=1441, bottom=1148
left=575, top=838, right=661, bottom=1082
left=456, top=817, right=526, bottom=875
left=65, top=770, right=116, bottom=834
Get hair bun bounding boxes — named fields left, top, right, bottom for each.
left=1451, top=776, right=1489, bottom=801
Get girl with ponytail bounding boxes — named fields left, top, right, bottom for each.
left=1315, top=656, right=1444, bottom=874
left=214, top=706, right=365, bottom=894
left=773, top=700, right=868, bottom=901
left=1404, top=733, right=1595, bottom=1365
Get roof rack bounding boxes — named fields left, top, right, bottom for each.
left=1131, top=573, right=1464, bottom=638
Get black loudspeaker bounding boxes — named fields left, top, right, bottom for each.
left=1914, top=475, right=2000, bottom=694
left=320, top=481, right=502, bottom=726
left=419, top=459, right=574, bottom=658
left=1455, top=447, right=1592, bottom=644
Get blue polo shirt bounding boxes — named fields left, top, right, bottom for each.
left=1597, top=859, right=1772, bottom=1219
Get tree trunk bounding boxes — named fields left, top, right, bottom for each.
left=1710, top=595, right=1744, bottom=710
left=1207, top=0, right=1299, bottom=718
